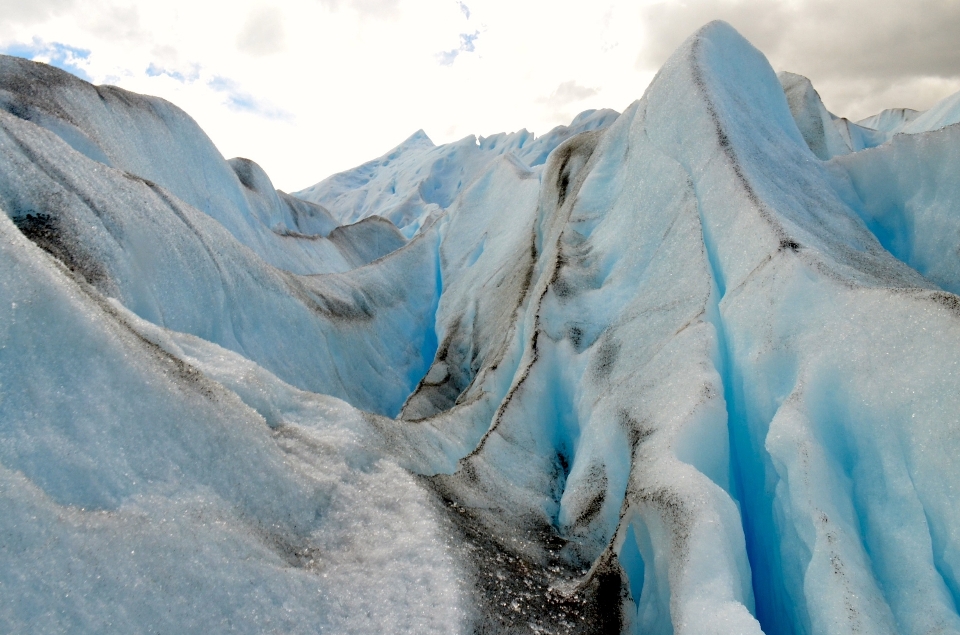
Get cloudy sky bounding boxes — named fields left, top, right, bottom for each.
left=2, top=0, right=958, bottom=191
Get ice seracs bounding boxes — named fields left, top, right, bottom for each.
left=3, top=18, right=960, bottom=635
left=294, top=108, right=619, bottom=237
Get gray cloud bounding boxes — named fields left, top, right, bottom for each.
left=237, top=7, right=285, bottom=56
left=543, top=81, right=599, bottom=106
left=636, top=0, right=960, bottom=119
left=85, top=5, right=145, bottom=42
left=536, top=81, right=601, bottom=128
left=0, top=0, right=73, bottom=28
left=317, top=0, right=400, bottom=18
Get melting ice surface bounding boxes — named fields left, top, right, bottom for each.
left=3, top=20, right=960, bottom=635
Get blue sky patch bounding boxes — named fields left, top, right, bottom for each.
left=146, top=63, right=199, bottom=83
left=208, top=76, right=292, bottom=121
left=438, top=30, right=480, bottom=66
left=1, top=40, right=92, bottom=81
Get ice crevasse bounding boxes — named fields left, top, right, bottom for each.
left=3, top=19, right=960, bottom=635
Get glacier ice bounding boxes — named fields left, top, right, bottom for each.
left=3, top=18, right=960, bottom=635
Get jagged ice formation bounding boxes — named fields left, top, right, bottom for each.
left=3, top=20, right=960, bottom=635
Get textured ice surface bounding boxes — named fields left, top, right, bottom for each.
left=0, top=211, right=463, bottom=634
left=856, top=107, right=922, bottom=134
left=4, top=18, right=960, bottom=635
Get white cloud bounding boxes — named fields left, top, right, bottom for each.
left=437, top=30, right=479, bottom=65
left=542, top=80, right=599, bottom=105
left=236, top=6, right=285, bottom=56
left=536, top=80, right=601, bottom=123
left=317, top=0, right=400, bottom=18
left=0, top=0, right=74, bottom=29
left=83, top=4, right=144, bottom=42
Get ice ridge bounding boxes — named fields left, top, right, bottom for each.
left=293, top=107, right=620, bottom=236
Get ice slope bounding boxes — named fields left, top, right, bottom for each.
left=777, top=70, right=960, bottom=159
left=0, top=102, right=437, bottom=416
left=516, top=108, right=623, bottom=168
left=293, top=108, right=619, bottom=236
left=777, top=73, right=960, bottom=299
left=642, top=29, right=960, bottom=635
left=0, top=55, right=404, bottom=275
left=0, top=210, right=465, bottom=633
left=900, top=89, right=960, bottom=133
left=411, top=113, right=761, bottom=633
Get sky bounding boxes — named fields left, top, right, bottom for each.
left=1, top=0, right=959, bottom=192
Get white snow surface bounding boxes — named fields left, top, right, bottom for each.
left=4, top=19, right=960, bottom=635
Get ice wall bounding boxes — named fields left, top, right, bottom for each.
left=829, top=124, right=960, bottom=295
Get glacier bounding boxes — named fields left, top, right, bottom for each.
left=3, top=19, right=960, bottom=635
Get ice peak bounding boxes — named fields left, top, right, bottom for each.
left=400, top=128, right=434, bottom=149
